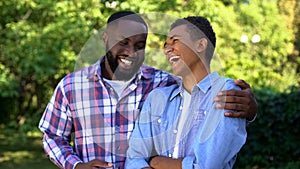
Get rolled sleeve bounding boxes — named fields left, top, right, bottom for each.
left=65, top=156, right=83, bottom=169
left=126, top=93, right=156, bottom=168
left=39, top=80, right=80, bottom=169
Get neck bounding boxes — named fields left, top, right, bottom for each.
left=182, top=62, right=210, bottom=93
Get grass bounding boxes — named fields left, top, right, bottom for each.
left=0, top=127, right=57, bottom=169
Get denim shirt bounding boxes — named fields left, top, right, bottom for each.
left=125, top=72, right=247, bottom=169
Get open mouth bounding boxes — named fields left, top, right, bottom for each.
left=120, top=58, right=133, bottom=66
left=169, top=55, right=180, bottom=64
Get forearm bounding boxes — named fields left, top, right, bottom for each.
left=126, top=124, right=153, bottom=168
left=149, top=156, right=182, bottom=169
left=126, top=97, right=156, bottom=168
left=42, top=132, right=82, bottom=169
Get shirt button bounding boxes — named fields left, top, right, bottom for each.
left=179, top=106, right=183, bottom=110
left=173, top=129, right=178, bottom=134
left=168, top=153, right=172, bottom=157
left=157, top=118, right=161, bottom=123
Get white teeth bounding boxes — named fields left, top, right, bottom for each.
left=169, top=56, right=180, bottom=63
left=120, top=58, right=132, bottom=65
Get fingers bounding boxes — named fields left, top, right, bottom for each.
left=90, top=159, right=114, bottom=168
left=214, top=95, right=250, bottom=105
left=224, top=111, right=244, bottom=118
left=216, top=89, right=249, bottom=97
left=216, top=102, right=249, bottom=112
left=215, top=102, right=252, bottom=119
left=214, top=80, right=258, bottom=120
left=75, top=160, right=114, bottom=169
left=234, top=79, right=250, bottom=89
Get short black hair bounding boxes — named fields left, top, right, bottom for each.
left=171, top=16, right=216, bottom=62
left=107, top=11, right=148, bottom=31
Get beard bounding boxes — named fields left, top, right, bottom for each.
left=105, top=50, right=143, bottom=81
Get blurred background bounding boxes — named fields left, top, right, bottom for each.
left=0, top=0, right=299, bottom=168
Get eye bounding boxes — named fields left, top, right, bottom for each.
left=118, top=39, right=128, bottom=46
left=135, top=42, right=146, bottom=50
left=173, top=38, right=179, bottom=43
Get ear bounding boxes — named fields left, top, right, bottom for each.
left=102, top=31, right=108, bottom=45
left=195, top=38, right=208, bottom=53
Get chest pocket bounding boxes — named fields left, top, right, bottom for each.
left=151, top=115, right=169, bottom=133
left=192, top=109, right=206, bottom=126
left=182, top=109, right=207, bottom=140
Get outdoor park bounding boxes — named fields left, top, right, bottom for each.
left=0, top=0, right=299, bottom=168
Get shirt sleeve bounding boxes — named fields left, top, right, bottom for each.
left=38, top=80, right=82, bottom=169
left=156, top=71, right=178, bottom=88
left=182, top=79, right=247, bottom=169
left=182, top=116, right=246, bottom=169
left=125, top=93, right=155, bottom=169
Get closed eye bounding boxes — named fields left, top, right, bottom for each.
left=135, top=42, right=146, bottom=50
left=119, top=40, right=128, bottom=46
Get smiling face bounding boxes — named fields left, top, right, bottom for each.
left=164, top=24, right=202, bottom=77
left=103, top=19, right=148, bottom=80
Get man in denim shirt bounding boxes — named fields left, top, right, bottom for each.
left=126, top=16, right=247, bottom=169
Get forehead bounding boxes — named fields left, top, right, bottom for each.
left=168, top=24, right=189, bottom=38
left=108, top=19, right=148, bottom=38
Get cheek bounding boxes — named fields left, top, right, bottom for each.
left=109, top=45, right=124, bottom=55
left=174, top=43, right=187, bottom=53
left=136, top=49, right=145, bottom=58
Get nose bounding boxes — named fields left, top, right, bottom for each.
left=164, top=43, right=173, bottom=55
left=123, top=45, right=137, bottom=56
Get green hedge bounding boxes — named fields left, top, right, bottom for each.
left=1, top=87, right=300, bottom=168
left=235, top=87, right=300, bottom=169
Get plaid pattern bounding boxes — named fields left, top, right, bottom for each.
left=39, top=58, right=177, bottom=169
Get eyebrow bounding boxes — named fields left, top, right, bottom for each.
left=118, top=36, right=129, bottom=41
left=163, top=35, right=181, bottom=47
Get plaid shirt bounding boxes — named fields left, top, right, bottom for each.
left=38, top=58, right=177, bottom=169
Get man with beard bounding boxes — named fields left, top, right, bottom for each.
left=39, top=11, right=257, bottom=169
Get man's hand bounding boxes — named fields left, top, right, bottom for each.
left=214, top=79, right=258, bottom=121
left=75, top=159, right=114, bottom=169
left=149, top=156, right=182, bottom=169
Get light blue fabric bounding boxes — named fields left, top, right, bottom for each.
left=125, top=72, right=247, bottom=169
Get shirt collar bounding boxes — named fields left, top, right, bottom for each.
left=169, top=72, right=221, bottom=100
left=86, top=58, right=102, bottom=81
left=196, top=72, right=221, bottom=94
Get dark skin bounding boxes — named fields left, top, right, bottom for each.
left=75, top=19, right=147, bottom=169
left=215, top=79, right=257, bottom=121
left=75, top=159, right=113, bottom=169
left=147, top=21, right=258, bottom=169
left=76, top=16, right=258, bottom=169
left=149, top=156, right=183, bottom=169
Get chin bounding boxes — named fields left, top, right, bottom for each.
left=114, top=70, right=136, bottom=80
left=172, top=71, right=180, bottom=76
left=172, top=68, right=180, bottom=76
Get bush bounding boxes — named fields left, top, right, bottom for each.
left=235, top=87, right=300, bottom=168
